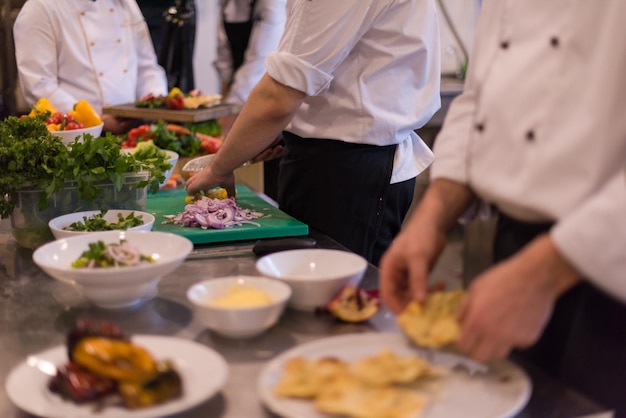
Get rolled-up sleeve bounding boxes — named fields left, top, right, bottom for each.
left=265, top=51, right=332, bottom=96
left=264, top=0, right=373, bottom=96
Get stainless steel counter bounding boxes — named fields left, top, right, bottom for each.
left=0, top=217, right=611, bottom=418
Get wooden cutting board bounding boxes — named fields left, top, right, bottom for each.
left=147, top=186, right=308, bottom=245
left=102, top=103, right=242, bottom=123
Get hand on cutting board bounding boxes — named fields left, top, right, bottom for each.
left=456, top=234, right=581, bottom=362
left=185, top=164, right=236, bottom=198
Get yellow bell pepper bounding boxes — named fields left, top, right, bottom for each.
left=69, top=99, right=103, bottom=128
left=167, top=87, right=183, bottom=99
left=72, top=337, right=157, bottom=383
left=28, top=98, right=57, bottom=117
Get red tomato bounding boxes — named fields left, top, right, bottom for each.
left=64, top=122, right=84, bottom=130
left=197, top=134, right=222, bottom=154
left=127, top=125, right=154, bottom=143
left=164, top=95, right=185, bottom=110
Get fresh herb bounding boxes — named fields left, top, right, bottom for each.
left=149, top=120, right=201, bottom=157
left=0, top=115, right=170, bottom=219
left=135, top=93, right=166, bottom=109
left=72, top=240, right=109, bottom=268
left=184, top=119, right=221, bottom=137
left=64, top=210, right=145, bottom=232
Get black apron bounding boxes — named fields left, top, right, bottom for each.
left=495, top=212, right=626, bottom=417
left=222, top=0, right=258, bottom=76
left=278, top=132, right=415, bottom=267
left=158, top=0, right=196, bottom=91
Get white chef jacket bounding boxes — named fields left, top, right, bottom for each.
left=13, top=0, right=167, bottom=114
left=264, top=0, right=440, bottom=183
left=431, top=0, right=626, bottom=300
left=215, top=0, right=286, bottom=106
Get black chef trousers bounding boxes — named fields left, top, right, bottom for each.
left=495, top=212, right=626, bottom=417
left=278, top=132, right=416, bottom=267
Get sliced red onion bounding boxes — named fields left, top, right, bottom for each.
left=166, top=196, right=265, bottom=229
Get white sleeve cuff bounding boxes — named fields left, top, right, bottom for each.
left=265, top=51, right=333, bottom=96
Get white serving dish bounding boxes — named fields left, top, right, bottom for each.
left=187, top=276, right=291, bottom=338
left=50, top=123, right=104, bottom=145
left=32, top=230, right=193, bottom=309
left=48, top=209, right=155, bottom=240
left=255, top=248, right=367, bottom=311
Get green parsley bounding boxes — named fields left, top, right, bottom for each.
left=64, top=210, right=145, bottom=232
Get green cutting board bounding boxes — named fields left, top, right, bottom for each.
left=147, top=186, right=308, bottom=245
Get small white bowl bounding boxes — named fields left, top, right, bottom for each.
left=50, top=123, right=104, bottom=145
left=48, top=209, right=155, bottom=240
left=32, top=231, right=193, bottom=309
left=160, top=150, right=179, bottom=189
left=255, top=249, right=368, bottom=311
left=187, top=276, right=291, bottom=338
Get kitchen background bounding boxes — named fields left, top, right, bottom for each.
left=0, top=0, right=481, bottom=118
left=0, top=0, right=484, bottom=285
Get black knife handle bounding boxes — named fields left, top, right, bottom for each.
left=252, top=237, right=317, bottom=257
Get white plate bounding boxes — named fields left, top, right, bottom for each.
left=5, top=335, right=228, bottom=418
left=258, top=333, right=532, bottom=418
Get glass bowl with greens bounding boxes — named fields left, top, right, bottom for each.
left=0, top=114, right=171, bottom=249
left=48, top=210, right=155, bottom=240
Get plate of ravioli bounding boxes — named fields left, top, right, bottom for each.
left=257, top=332, right=532, bottom=418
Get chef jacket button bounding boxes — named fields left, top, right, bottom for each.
left=500, top=41, right=510, bottom=49
left=80, top=12, right=85, bottom=16
left=123, top=69, right=128, bottom=73
left=526, top=130, right=535, bottom=142
left=109, top=8, right=114, bottom=12
left=475, top=123, right=485, bottom=132
left=90, top=41, right=95, bottom=47
left=117, top=38, right=122, bottom=43
left=550, top=37, right=560, bottom=48
left=99, top=72, right=104, bottom=77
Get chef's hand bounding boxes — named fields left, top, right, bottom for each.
left=250, top=136, right=285, bottom=164
left=457, top=234, right=581, bottom=362
left=185, top=164, right=236, bottom=198
left=379, top=210, right=447, bottom=314
left=380, top=179, right=475, bottom=314
left=102, top=114, right=136, bottom=135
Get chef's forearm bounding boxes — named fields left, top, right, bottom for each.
left=408, top=178, right=476, bottom=233
left=212, top=74, right=305, bottom=175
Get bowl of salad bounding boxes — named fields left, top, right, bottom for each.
left=32, top=231, right=193, bottom=309
left=124, top=142, right=179, bottom=189
left=48, top=209, right=156, bottom=240
left=50, top=123, right=104, bottom=145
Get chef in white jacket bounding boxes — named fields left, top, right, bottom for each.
left=380, top=0, right=626, bottom=414
left=13, top=0, right=167, bottom=134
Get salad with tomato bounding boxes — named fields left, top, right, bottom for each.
left=121, top=120, right=222, bottom=157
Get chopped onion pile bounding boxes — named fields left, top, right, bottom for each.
left=165, top=196, right=264, bottom=229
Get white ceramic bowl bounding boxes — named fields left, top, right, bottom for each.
left=50, top=123, right=104, bottom=145
left=48, top=209, right=155, bottom=240
left=160, top=150, right=179, bottom=189
left=32, top=230, right=193, bottom=309
left=255, top=249, right=368, bottom=311
left=187, top=276, right=292, bottom=338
